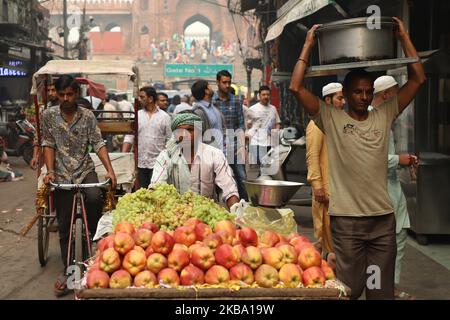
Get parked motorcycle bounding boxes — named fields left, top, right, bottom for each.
left=258, top=126, right=306, bottom=181
left=0, top=110, right=35, bottom=164
left=254, top=126, right=312, bottom=206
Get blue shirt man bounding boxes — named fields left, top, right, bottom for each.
left=212, top=70, right=248, bottom=200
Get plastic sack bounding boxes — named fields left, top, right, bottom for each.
left=93, top=211, right=113, bottom=241
left=234, top=202, right=297, bottom=237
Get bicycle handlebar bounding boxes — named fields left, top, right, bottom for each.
left=49, top=178, right=111, bottom=190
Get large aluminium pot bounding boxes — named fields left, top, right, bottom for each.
left=316, top=17, right=397, bottom=65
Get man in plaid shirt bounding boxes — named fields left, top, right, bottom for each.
left=213, top=70, right=248, bottom=200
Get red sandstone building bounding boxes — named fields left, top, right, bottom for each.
left=45, top=0, right=249, bottom=60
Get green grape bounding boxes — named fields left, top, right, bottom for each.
left=111, top=183, right=236, bottom=230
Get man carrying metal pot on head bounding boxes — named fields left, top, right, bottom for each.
left=289, top=17, right=426, bottom=299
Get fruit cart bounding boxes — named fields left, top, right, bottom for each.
left=72, top=183, right=350, bottom=300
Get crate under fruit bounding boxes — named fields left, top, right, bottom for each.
left=75, top=284, right=351, bottom=300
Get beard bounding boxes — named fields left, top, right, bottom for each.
left=50, top=96, right=59, bottom=103
left=60, top=101, right=77, bottom=113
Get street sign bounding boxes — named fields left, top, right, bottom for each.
left=164, top=64, right=234, bottom=78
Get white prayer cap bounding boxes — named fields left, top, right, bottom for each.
left=322, top=83, right=343, bottom=97
left=373, top=75, right=398, bottom=94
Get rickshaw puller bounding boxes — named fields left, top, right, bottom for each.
left=41, top=75, right=117, bottom=296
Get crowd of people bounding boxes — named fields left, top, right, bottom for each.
left=120, top=70, right=281, bottom=201
left=31, top=69, right=283, bottom=296
left=144, top=36, right=239, bottom=65
left=28, top=16, right=426, bottom=301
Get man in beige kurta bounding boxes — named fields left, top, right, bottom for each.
left=306, top=83, right=345, bottom=255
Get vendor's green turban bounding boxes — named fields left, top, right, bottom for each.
left=171, top=113, right=202, bottom=131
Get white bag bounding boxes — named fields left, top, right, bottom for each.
left=93, top=211, right=113, bottom=241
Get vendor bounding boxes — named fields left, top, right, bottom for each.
left=151, top=113, right=239, bottom=209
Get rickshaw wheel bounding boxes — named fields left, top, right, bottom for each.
left=38, top=215, right=50, bottom=267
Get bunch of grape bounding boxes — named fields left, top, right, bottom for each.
left=112, top=188, right=158, bottom=227
left=112, top=184, right=235, bottom=230
left=181, top=191, right=236, bottom=227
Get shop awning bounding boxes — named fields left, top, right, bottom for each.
left=264, top=0, right=333, bottom=42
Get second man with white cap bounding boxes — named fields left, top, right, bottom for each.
left=306, top=82, right=345, bottom=264
left=372, top=75, right=418, bottom=299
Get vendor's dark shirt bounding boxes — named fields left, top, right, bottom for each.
left=41, top=105, right=105, bottom=183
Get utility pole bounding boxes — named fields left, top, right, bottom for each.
left=79, top=3, right=87, bottom=60
left=63, top=0, right=68, bottom=58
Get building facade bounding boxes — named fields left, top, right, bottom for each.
left=0, top=0, right=50, bottom=102
left=45, top=0, right=247, bottom=59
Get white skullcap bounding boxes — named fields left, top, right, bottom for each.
left=374, top=76, right=398, bottom=94
left=322, top=83, right=343, bottom=97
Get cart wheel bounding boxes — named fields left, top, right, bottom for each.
left=74, top=218, right=84, bottom=269
left=38, top=215, right=50, bottom=267
left=416, top=234, right=429, bottom=246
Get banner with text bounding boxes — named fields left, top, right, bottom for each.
left=164, top=64, right=234, bottom=78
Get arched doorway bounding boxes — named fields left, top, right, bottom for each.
left=183, top=14, right=212, bottom=46
left=92, top=22, right=123, bottom=54
left=105, top=23, right=121, bottom=32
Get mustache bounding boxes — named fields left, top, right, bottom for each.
left=60, top=102, right=76, bottom=109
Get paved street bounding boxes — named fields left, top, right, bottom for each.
left=0, top=156, right=449, bottom=300
left=0, top=157, right=72, bottom=300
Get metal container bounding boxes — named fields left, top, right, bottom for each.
left=316, top=17, right=397, bottom=65
left=244, top=180, right=304, bottom=207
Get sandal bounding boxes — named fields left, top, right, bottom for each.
left=54, top=274, right=71, bottom=297
left=395, top=290, right=416, bottom=300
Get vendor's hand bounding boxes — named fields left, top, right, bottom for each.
left=44, top=172, right=55, bottom=185
left=30, top=156, right=38, bottom=170
left=313, top=188, right=327, bottom=203
left=392, top=17, right=408, bottom=39
left=398, top=154, right=411, bottom=166
left=226, top=195, right=240, bottom=211
left=105, top=171, right=117, bottom=191
left=305, top=24, right=322, bottom=46
left=399, top=154, right=418, bottom=166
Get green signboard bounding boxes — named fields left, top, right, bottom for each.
left=164, top=64, right=234, bottom=78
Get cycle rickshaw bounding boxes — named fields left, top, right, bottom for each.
left=23, top=60, right=140, bottom=270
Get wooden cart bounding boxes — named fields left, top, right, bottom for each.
left=75, top=284, right=350, bottom=300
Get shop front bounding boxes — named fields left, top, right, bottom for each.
left=251, top=0, right=450, bottom=240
